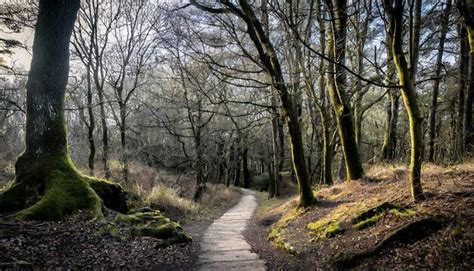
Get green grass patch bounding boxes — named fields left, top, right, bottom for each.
left=308, top=219, right=344, bottom=240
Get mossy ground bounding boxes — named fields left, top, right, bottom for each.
left=251, top=163, right=474, bottom=269
left=308, top=220, right=344, bottom=240
left=100, top=209, right=192, bottom=243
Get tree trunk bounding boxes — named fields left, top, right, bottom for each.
left=119, top=100, right=129, bottom=183
left=457, top=24, right=469, bottom=159
left=86, top=65, right=96, bottom=175
left=428, top=0, right=451, bottom=162
left=459, top=1, right=474, bottom=154
left=242, top=147, right=250, bottom=188
left=269, top=97, right=280, bottom=198
left=381, top=35, right=399, bottom=161
left=384, top=0, right=424, bottom=201
left=234, top=156, right=241, bottom=187
left=316, top=0, right=333, bottom=185
left=225, top=144, right=234, bottom=187
left=240, top=0, right=315, bottom=206
left=381, top=89, right=400, bottom=161
left=193, top=0, right=315, bottom=206
left=325, top=0, right=365, bottom=181
left=0, top=0, right=126, bottom=220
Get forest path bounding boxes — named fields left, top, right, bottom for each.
left=195, top=188, right=266, bottom=271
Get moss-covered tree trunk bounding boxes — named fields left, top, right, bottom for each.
left=381, top=36, right=399, bottom=162
left=0, top=0, right=126, bottom=220
left=458, top=0, right=474, bottom=156
left=325, top=0, right=364, bottom=181
left=316, top=0, right=333, bottom=185
left=205, top=0, right=316, bottom=207
left=457, top=25, right=469, bottom=159
left=384, top=0, right=424, bottom=201
left=381, top=89, right=399, bottom=161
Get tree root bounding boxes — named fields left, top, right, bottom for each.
left=330, top=216, right=443, bottom=269
left=0, top=154, right=128, bottom=221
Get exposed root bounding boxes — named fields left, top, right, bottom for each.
left=0, top=153, right=127, bottom=221
left=330, top=216, right=444, bottom=269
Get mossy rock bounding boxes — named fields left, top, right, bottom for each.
left=101, top=210, right=192, bottom=244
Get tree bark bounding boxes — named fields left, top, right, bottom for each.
left=428, top=0, right=451, bottom=162
left=242, top=147, right=251, bottom=188
left=325, top=0, right=365, bottom=181
left=384, top=0, right=424, bottom=201
left=458, top=0, right=474, bottom=155
left=0, top=0, right=126, bottom=220
left=228, top=0, right=316, bottom=206
left=316, top=0, right=333, bottom=185
left=381, top=35, right=399, bottom=161
left=457, top=24, right=468, bottom=159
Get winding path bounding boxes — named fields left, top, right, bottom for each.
left=196, top=189, right=266, bottom=271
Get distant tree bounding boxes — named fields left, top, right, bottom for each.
left=427, top=0, right=451, bottom=162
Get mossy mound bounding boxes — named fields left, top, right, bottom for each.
left=100, top=209, right=192, bottom=244
left=0, top=153, right=127, bottom=221
left=351, top=202, right=416, bottom=231
left=268, top=226, right=297, bottom=255
left=308, top=219, right=344, bottom=241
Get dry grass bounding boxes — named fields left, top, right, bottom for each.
left=144, top=183, right=199, bottom=217
left=76, top=161, right=242, bottom=221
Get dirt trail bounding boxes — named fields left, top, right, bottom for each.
left=196, top=189, right=265, bottom=271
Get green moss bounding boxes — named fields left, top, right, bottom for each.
left=267, top=225, right=297, bottom=255
left=351, top=203, right=416, bottom=231
left=389, top=207, right=416, bottom=216
left=308, top=219, right=344, bottom=240
left=0, top=151, right=128, bottom=221
left=115, top=211, right=170, bottom=225
left=352, top=213, right=384, bottom=230
left=16, top=169, right=102, bottom=221
left=101, top=210, right=192, bottom=243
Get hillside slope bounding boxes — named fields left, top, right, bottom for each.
left=247, top=163, right=473, bottom=270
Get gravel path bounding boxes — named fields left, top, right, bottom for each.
left=196, top=189, right=265, bottom=271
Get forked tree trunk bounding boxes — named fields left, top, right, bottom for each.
left=325, top=0, right=365, bottom=181
left=316, top=0, right=333, bottom=185
left=384, top=0, right=424, bottom=201
left=0, top=0, right=126, bottom=220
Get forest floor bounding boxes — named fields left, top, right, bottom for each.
left=245, top=162, right=474, bottom=270
left=0, top=180, right=241, bottom=270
